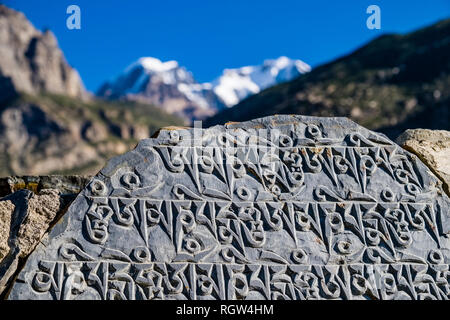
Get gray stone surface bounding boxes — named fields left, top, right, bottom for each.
left=7, top=115, right=450, bottom=300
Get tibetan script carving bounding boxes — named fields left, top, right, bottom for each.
left=7, top=115, right=450, bottom=300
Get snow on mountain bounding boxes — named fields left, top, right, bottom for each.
left=97, top=56, right=310, bottom=121
left=97, top=57, right=218, bottom=121
left=211, top=56, right=311, bottom=107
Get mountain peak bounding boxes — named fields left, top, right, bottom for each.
left=133, top=57, right=179, bottom=73
left=0, top=4, right=87, bottom=101
left=210, top=56, right=311, bottom=107
left=98, top=55, right=310, bottom=121
left=205, top=18, right=450, bottom=138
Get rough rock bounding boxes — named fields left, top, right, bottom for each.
left=396, top=129, right=450, bottom=197
left=0, top=189, right=63, bottom=296
left=0, top=5, right=87, bottom=100
left=6, top=115, right=450, bottom=300
left=0, top=177, right=90, bottom=297
left=16, top=189, right=61, bottom=257
left=0, top=200, right=14, bottom=260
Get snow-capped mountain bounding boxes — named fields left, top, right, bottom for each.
left=97, top=57, right=219, bottom=121
left=97, top=56, right=310, bottom=122
left=211, top=56, right=311, bottom=107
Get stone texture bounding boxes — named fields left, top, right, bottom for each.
left=0, top=188, right=73, bottom=297
left=0, top=200, right=14, bottom=260
left=6, top=115, right=450, bottom=300
left=16, top=190, right=61, bottom=257
left=396, top=129, right=450, bottom=197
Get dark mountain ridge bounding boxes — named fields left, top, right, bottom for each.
left=205, top=18, right=450, bottom=138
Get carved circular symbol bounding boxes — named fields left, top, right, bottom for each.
left=231, top=273, right=249, bottom=298
left=337, top=240, right=352, bottom=255
left=329, top=213, right=343, bottom=232
left=382, top=274, right=396, bottom=291
left=292, top=248, right=308, bottom=264
left=271, top=185, right=282, bottom=197
left=180, top=211, right=196, bottom=232
left=32, top=272, right=52, bottom=293
left=366, top=229, right=380, bottom=246
left=306, top=124, right=321, bottom=139
left=184, top=238, right=201, bottom=254
left=360, top=156, right=376, bottom=174
left=218, top=226, right=233, bottom=244
left=351, top=274, right=368, bottom=295
left=169, top=130, right=180, bottom=144
left=199, top=155, right=214, bottom=173
left=406, top=183, right=420, bottom=196
left=381, top=188, right=395, bottom=202
left=428, top=249, right=444, bottom=264
left=322, top=279, right=340, bottom=299
left=89, top=179, right=107, bottom=196
left=395, top=169, right=409, bottom=184
left=132, top=246, right=151, bottom=263
left=290, top=171, right=304, bottom=186
left=296, top=211, right=310, bottom=231
left=146, top=208, right=161, bottom=226
left=236, top=186, right=252, bottom=201
left=279, top=134, right=293, bottom=147
left=229, top=157, right=245, bottom=178
left=198, top=275, right=214, bottom=296
left=120, top=172, right=140, bottom=190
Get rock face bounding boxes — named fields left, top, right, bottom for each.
left=0, top=189, right=61, bottom=296
left=0, top=5, right=87, bottom=100
left=396, top=129, right=450, bottom=197
left=6, top=115, right=450, bottom=300
left=0, top=200, right=14, bottom=260
left=0, top=175, right=90, bottom=297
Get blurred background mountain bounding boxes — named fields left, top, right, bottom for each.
left=0, top=3, right=448, bottom=175
left=0, top=5, right=184, bottom=176
left=97, top=56, right=311, bottom=121
left=206, top=18, right=450, bottom=138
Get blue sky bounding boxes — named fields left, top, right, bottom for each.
left=5, top=0, right=449, bottom=92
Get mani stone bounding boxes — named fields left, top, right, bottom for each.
left=7, top=115, right=450, bottom=300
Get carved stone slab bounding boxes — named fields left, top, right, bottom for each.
left=7, top=115, right=450, bottom=300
